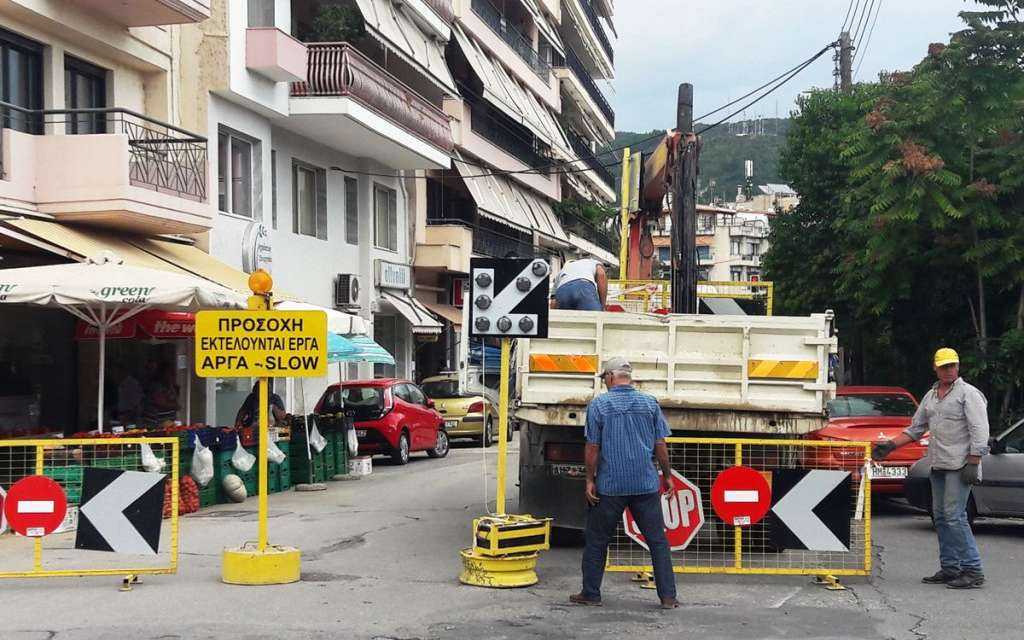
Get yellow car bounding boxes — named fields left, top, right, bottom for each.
left=420, top=374, right=505, bottom=446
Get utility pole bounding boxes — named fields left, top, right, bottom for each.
left=671, top=83, right=698, bottom=314
left=839, top=31, right=853, bottom=93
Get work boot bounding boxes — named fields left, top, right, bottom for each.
left=922, top=569, right=960, bottom=584
left=660, top=597, right=680, bottom=609
left=946, top=570, right=985, bottom=589
left=569, top=593, right=602, bottom=606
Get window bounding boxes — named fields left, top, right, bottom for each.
left=696, top=246, right=711, bottom=261
left=730, top=240, right=741, bottom=256
left=374, top=184, right=398, bottom=251
left=827, top=394, right=917, bottom=418
left=270, top=150, right=278, bottom=229
left=749, top=242, right=761, bottom=256
left=345, top=177, right=359, bottom=245
left=218, top=128, right=256, bottom=217
left=405, top=384, right=427, bottom=406
left=0, top=29, right=43, bottom=134
left=65, top=56, right=107, bottom=134
left=373, top=315, right=398, bottom=378
left=658, top=246, right=670, bottom=263
left=698, top=214, right=715, bottom=233
left=293, top=161, right=327, bottom=239
left=248, top=0, right=275, bottom=27
left=730, top=267, right=743, bottom=282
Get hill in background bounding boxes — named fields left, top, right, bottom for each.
left=600, top=118, right=790, bottom=204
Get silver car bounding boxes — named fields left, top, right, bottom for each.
left=905, top=418, right=1024, bottom=523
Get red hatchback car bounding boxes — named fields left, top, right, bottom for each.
left=807, top=386, right=928, bottom=494
left=316, top=379, right=449, bottom=465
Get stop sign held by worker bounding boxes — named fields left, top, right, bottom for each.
left=623, top=470, right=704, bottom=551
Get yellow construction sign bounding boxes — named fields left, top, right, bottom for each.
left=194, top=310, right=327, bottom=378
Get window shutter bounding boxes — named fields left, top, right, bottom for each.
left=270, top=149, right=277, bottom=229
left=252, top=143, right=263, bottom=221
left=315, top=168, right=328, bottom=240
left=292, top=164, right=299, bottom=233
left=388, top=188, right=398, bottom=251
left=345, top=177, right=359, bottom=245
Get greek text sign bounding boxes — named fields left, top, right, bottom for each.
left=194, top=310, right=327, bottom=378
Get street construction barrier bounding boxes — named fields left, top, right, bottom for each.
left=606, top=437, right=871, bottom=583
left=0, top=437, right=179, bottom=583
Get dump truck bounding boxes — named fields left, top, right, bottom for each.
left=515, top=308, right=837, bottom=531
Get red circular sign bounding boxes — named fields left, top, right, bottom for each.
left=711, top=466, right=772, bottom=527
left=4, top=476, right=67, bottom=537
left=623, top=470, right=705, bottom=551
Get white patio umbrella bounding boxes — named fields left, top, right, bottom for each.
left=0, top=252, right=248, bottom=431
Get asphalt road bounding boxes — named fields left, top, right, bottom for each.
left=0, top=441, right=1020, bottom=640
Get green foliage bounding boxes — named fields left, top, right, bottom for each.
left=765, top=0, right=1024, bottom=424
left=302, top=4, right=365, bottom=42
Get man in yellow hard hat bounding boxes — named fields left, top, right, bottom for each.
left=874, top=348, right=989, bottom=589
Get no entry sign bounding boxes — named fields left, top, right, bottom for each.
left=4, top=476, right=68, bottom=537
left=711, top=466, right=772, bottom=527
left=623, top=470, right=704, bottom=551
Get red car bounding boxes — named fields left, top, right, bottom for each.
left=316, top=379, right=449, bottom=465
left=807, top=386, right=927, bottom=494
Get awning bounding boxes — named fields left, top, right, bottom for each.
left=520, top=0, right=564, bottom=55
left=379, top=290, right=443, bottom=334
left=421, top=301, right=463, bottom=327
left=353, top=0, right=457, bottom=95
left=276, top=301, right=369, bottom=336
left=454, top=158, right=568, bottom=241
left=75, top=310, right=194, bottom=341
left=452, top=25, right=572, bottom=159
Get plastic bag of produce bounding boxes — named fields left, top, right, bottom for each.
left=190, top=438, right=215, bottom=488
left=267, top=439, right=286, bottom=465
left=309, top=422, right=328, bottom=454
left=347, top=425, right=358, bottom=457
left=140, top=442, right=166, bottom=473
left=0, top=485, right=7, bottom=535
left=231, top=437, right=256, bottom=473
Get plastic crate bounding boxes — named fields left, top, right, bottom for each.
left=322, top=437, right=337, bottom=478
left=199, top=483, right=218, bottom=508
left=43, top=465, right=84, bottom=505
left=333, top=433, right=349, bottom=478
left=91, top=454, right=141, bottom=471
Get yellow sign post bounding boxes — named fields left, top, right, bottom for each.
left=194, top=270, right=326, bottom=585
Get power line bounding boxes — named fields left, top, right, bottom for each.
left=852, top=0, right=877, bottom=65
left=854, top=0, right=883, bottom=78
left=850, top=0, right=873, bottom=45
left=840, top=0, right=860, bottom=31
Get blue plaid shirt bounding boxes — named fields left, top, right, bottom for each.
left=585, top=385, right=671, bottom=496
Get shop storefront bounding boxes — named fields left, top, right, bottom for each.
left=372, top=259, right=441, bottom=381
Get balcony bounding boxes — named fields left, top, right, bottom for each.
left=0, top=104, right=212, bottom=234
left=468, top=101, right=551, bottom=171
left=578, top=0, right=615, bottom=64
left=290, top=43, right=453, bottom=169
left=471, top=0, right=552, bottom=82
left=557, top=48, right=615, bottom=131
left=246, top=28, right=308, bottom=83
left=426, top=215, right=549, bottom=259
left=76, top=0, right=210, bottom=26
left=415, top=224, right=473, bottom=273
left=558, top=209, right=616, bottom=254
left=567, top=131, right=615, bottom=191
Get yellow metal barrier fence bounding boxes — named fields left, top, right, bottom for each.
left=607, top=437, right=871, bottom=578
left=697, top=281, right=775, bottom=316
left=0, top=437, right=178, bottom=579
left=608, top=280, right=671, bottom=314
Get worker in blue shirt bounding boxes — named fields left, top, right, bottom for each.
left=570, top=357, right=679, bottom=609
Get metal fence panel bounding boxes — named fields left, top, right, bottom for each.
left=0, top=437, right=179, bottom=579
left=606, top=437, right=871, bottom=577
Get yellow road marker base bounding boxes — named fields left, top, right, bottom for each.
left=459, top=549, right=540, bottom=588
left=222, top=543, right=301, bottom=585
left=474, top=514, right=552, bottom=557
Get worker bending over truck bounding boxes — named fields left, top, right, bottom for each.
left=550, top=258, right=607, bottom=311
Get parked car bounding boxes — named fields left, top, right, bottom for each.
left=905, top=417, right=1024, bottom=524
left=315, top=379, right=449, bottom=465
left=807, top=386, right=926, bottom=493
left=420, top=374, right=506, bottom=446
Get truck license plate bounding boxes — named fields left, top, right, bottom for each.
left=445, top=420, right=459, bottom=430
left=356, top=429, right=367, bottom=438
left=872, top=464, right=908, bottom=479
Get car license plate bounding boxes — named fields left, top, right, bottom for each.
left=356, top=429, right=367, bottom=438
left=445, top=420, right=459, bottom=430
left=872, top=464, right=908, bottom=479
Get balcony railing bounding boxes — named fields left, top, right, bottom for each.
left=578, top=0, right=614, bottom=64
left=0, top=101, right=207, bottom=201
left=471, top=0, right=552, bottom=82
left=567, top=130, right=615, bottom=190
left=563, top=48, right=614, bottom=126
left=426, top=215, right=552, bottom=259
left=292, top=43, right=454, bottom=153
left=424, top=0, right=455, bottom=24
left=469, top=101, right=551, bottom=170
left=558, top=209, right=616, bottom=253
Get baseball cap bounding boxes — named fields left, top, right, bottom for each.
left=601, top=357, right=633, bottom=376
left=934, top=347, right=959, bottom=367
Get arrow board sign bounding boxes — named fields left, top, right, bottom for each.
left=469, top=258, right=550, bottom=339
left=769, top=469, right=853, bottom=552
left=75, top=468, right=167, bottom=555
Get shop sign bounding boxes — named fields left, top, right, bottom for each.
left=376, top=260, right=411, bottom=290
left=75, top=311, right=195, bottom=341
left=194, top=310, right=327, bottom=378
left=242, top=222, right=273, bottom=274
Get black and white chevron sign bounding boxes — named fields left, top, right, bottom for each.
left=75, top=468, right=166, bottom=555
left=769, top=469, right=853, bottom=552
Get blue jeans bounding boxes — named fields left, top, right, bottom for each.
left=582, top=493, right=677, bottom=601
left=555, top=279, right=603, bottom=311
left=931, top=469, right=982, bottom=573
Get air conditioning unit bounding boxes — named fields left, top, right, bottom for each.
left=335, top=273, right=361, bottom=308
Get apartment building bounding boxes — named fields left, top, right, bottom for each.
left=652, top=206, right=772, bottom=283
left=412, top=0, right=617, bottom=375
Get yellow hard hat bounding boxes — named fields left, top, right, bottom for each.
left=934, top=348, right=959, bottom=367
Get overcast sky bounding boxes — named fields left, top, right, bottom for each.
left=608, top=1, right=984, bottom=132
